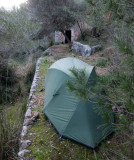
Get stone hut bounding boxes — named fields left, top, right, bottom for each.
left=55, top=22, right=91, bottom=44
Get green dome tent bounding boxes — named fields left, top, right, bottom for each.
left=43, top=57, right=113, bottom=148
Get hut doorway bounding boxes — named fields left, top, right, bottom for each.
left=65, top=30, right=71, bottom=43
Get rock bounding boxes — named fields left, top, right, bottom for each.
left=29, top=94, right=33, bottom=100
left=25, top=109, right=32, bottom=118
left=30, top=89, right=36, bottom=92
left=24, top=119, right=34, bottom=126
left=72, top=41, right=92, bottom=56
left=55, top=31, right=63, bottom=43
left=31, top=105, right=39, bottom=109
left=91, top=45, right=102, bottom=53
left=83, top=45, right=92, bottom=56
left=72, top=41, right=102, bottom=56
left=39, top=87, right=45, bottom=92
left=29, top=133, right=36, bottom=136
left=21, top=126, right=28, bottom=138
left=18, top=57, right=43, bottom=158
left=31, top=111, right=39, bottom=121
left=20, top=140, right=31, bottom=150
left=27, top=104, right=32, bottom=108
left=18, top=150, right=31, bottom=158
left=43, top=48, right=51, bottom=56
left=24, top=111, right=39, bottom=126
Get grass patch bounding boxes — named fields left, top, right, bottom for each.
left=0, top=57, right=37, bottom=159
left=27, top=111, right=98, bottom=160
left=96, top=59, right=108, bottom=67
left=53, top=54, right=66, bottom=60
left=0, top=98, right=27, bottom=160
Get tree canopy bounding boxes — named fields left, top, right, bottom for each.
left=28, top=0, right=86, bottom=41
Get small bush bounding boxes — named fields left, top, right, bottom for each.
left=99, top=71, right=134, bottom=92
left=0, top=64, right=17, bottom=104
left=78, top=29, right=90, bottom=42
left=115, top=37, right=133, bottom=55
left=24, top=63, right=36, bottom=85
left=0, top=100, right=27, bottom=160
left=44, top=51, right=49, bottom=56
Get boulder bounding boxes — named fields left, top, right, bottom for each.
left=24, top=119, right=34, bottom=126
left=25, top=109, right=32, bottom=118
left=72, top=41, right=102, bottom=56
left=20, top=140, right=31, bottom=150
left=91, top=45, right=102, bottom=53
left=32, top=111, right=39, bottom=121
left=21, top=126, right=28, bottom=138
left=18, top=150, right=31, bottom=158
left=31, top=105, right=39, bottom=108
left=72, top=41, right=91, bottom=56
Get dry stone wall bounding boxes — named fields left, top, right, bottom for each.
left=18, top=57, right=43, bottom=160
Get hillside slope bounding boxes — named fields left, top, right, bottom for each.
left=22, top=44, right=133, bottom=160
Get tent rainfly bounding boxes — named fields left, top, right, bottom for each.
left=43, top=57, right=114, bottom=148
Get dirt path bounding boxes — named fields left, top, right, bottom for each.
left=51, top=44, right=70, bottom=56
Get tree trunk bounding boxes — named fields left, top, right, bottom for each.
left=106, top=10, right=112, bottom=26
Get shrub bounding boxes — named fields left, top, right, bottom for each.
left=0, top=64, right=17, bottom=104
left=24, top=63, right=36, bottom=86
left=0, top=100, right=27, bottom=160
left=115, top=38, right=133, bottom=55
left=78, top=29, right=91, bottom=42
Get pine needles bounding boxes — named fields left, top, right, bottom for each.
left=67, top=67, right=90, bottom=100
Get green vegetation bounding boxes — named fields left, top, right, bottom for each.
left=96, top=59, right=108, bottom=67
left=24, top=62, right=36, bottom=92
left=0, top=99, right=27, bottom=160
left=0, top=7, right=39, bottom=159
left=0, top=0, right=134, bottom=159
left=0, top=59, right=36, bottom=159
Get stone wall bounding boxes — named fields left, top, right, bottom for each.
left=55, top=31, right=65, bottom=43
left=55, top=29, right=74, bottom=44
left=18, top=57, right=43, bottom=160
left=54, top=22, right=91, bottom=44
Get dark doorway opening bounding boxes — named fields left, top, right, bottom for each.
left=65, top=30, right=71, bottom=43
